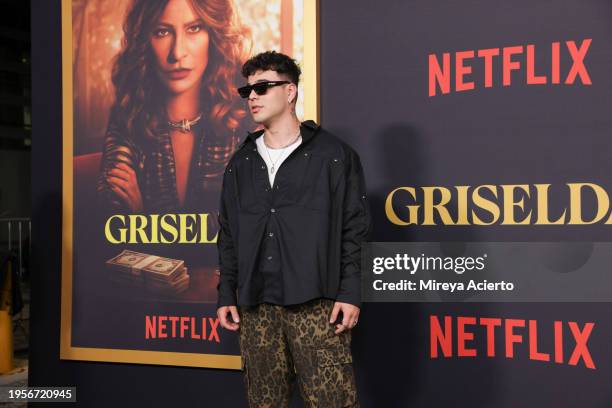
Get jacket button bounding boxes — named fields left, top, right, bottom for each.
left=362, top=194, right=366, bottom=199
left=261, top=165, right=266, bottom=170
left=333, top=158, right=338, bottom=162
left=304, top=153, right=308, bottom=157
left=265, top=187, right=269, bottom=191
left=267, top=256, right=273, bottom=260
left=270, top=208, right=276, bottom=213
left=268, top=232, right=274, bottom=237
left=245, top=156, right=249, bottom=160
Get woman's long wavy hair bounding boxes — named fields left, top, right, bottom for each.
left=110, top=0, right=251, bottom=144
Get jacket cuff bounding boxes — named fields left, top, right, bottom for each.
left=335, top=293, right=361, bottom=308
left=335, top=275, right=362, bottom=308
left=216, top=282, right=237, bottom=309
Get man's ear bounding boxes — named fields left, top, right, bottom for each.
left=287, top=83, right=298, bottom=104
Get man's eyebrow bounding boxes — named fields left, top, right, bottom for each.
left=251, top=79, right=273, bottom=84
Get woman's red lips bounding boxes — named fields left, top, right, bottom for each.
left=166, top=68, right=191, bottom=80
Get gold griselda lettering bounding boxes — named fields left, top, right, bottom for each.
left=385, top=183, right=612, bottom=226
left=104, top=213, right=218, bottom=244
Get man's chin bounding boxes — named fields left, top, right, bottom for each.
left=251, top=114, right=269, bottom=126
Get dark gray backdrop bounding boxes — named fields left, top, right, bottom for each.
left=30, top=0, right=611, bottom=406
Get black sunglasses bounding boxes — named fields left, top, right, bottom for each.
left=237, top=80, right=290, bottom=98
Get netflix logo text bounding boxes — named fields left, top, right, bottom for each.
left=428, top=39, right=592, bottom=96
left=145, top=315, right=221, bottom=343
left=429, top=315, right=596, bottom=369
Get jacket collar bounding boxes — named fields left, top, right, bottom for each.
left=239, top=120, right=320, bottom=150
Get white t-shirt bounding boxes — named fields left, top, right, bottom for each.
left=256, top=133, right=302, bottom=187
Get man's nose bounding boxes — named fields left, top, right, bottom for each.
left=248, top=89, right=258, bottom=100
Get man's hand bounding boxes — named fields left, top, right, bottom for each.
left=329, top=301, right=360, bottom=334
left=107, top=162, right=144, bottom=212
left=217, top=305, right=240, bottom=331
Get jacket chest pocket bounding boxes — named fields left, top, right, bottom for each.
left=233, top=157, right=264, bottom=213
left=295, top=155, right=343, bottom=211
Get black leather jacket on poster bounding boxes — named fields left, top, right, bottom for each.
left=96, top=111, right=241, bottom=213
left=216, top=120, right=372, bottom=308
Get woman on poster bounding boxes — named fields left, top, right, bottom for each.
left=97, top=0, right=251, bottom=214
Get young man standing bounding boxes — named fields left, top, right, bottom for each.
left=216, top=51, right=371, bottom=407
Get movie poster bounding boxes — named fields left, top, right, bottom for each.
left=60, top=0, right=318, bottom=369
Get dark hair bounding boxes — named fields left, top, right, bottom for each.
left=241, top=50, right=301, bottom=85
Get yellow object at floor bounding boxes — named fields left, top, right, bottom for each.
left=0, top=310, right=13, bottom=373
left=0, top=261, right=13, bottom=374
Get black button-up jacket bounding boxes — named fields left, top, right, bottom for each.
left=216, top=120, right=372, bottom=308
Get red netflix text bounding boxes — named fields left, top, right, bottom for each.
left=145, top=315, right=220, bottom=343
left=429, top=315, right=595, bottom=369
left=428, top=39, right=592, bottom=96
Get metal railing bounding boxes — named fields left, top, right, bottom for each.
left=0, top=218, right=30, bottom=278
left=0, top=217, right=30, bottom=353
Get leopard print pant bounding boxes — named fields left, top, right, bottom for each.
left=238, top=298, right=359, bottom=408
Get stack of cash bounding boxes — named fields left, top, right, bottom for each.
left=106, top=250, right=190, bottom=295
